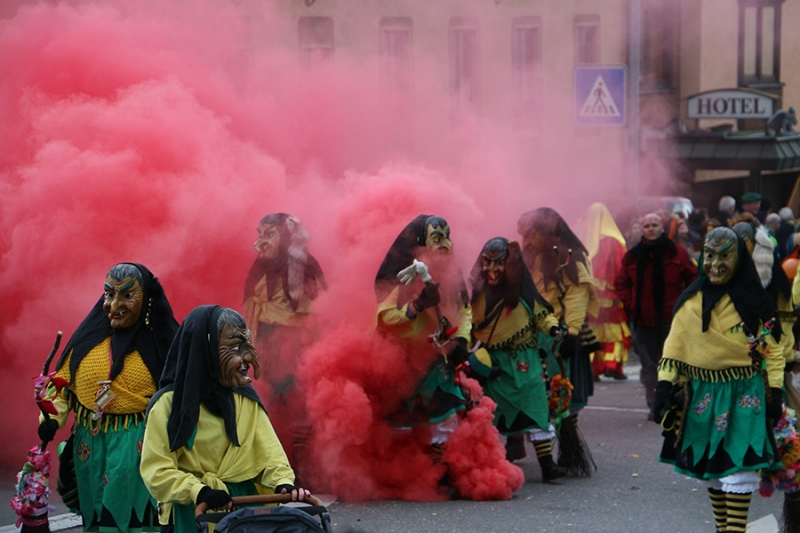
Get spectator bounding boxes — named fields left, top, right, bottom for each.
left=780, top=207, right=795, bottom=225
left=614, top=213, right=697, bottom=420
left=687, top=208, right=710, bottom=253
left=716, top=196, right=737, bottom=227
left=625, top=217, right=643, bottom=251
left=761, top=196, right=774, bottom=220
left=766, top=213, right=783, bottom=252
left=741, top=192, right=765, bottom=223
left=730, top=211, right=761, bottom=228
left=664, top=214, right=695, bottom=260
left=775, top=209, right=797, bottom=259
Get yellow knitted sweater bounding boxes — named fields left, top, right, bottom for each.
left=658, top=292, right=784, bottom=388
left=43, top=338, right=157, bottom=429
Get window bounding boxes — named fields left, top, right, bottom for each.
left=380, top=18, right=413, bottom=100
left=511, top=17, right=541, bottom=127
left=298, top=17, right=334, bottom=67
left=449, top=18, right=480, bottom=108
left=575, top=15, right=599, bottom=65
left=738, top=1, right=782, bottom=87
left=641, top=0, right=676, bottom=91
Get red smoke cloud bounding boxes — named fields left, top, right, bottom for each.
left=0, top=0, right=669, bottom=500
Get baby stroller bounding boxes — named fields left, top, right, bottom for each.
left=196, top=493, right=333, bottom=533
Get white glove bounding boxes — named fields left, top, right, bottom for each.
left=397, top=259, right=432, bottom=285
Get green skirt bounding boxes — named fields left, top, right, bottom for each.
left=72, top=413, right=158, bottom=533
left=386, top=356, right=466, bottom=427
left=482, top=345, right=549, bottom=435
left=659, top=373, right=777, bottom=479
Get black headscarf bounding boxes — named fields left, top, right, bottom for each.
left=374, top=214, right=467, bottom=306
left=56, top=263, right=178, bottom=386
left=154, top=305, right=262, bottom=452
left=673, top=228, right=781, bottom=340
left=517, top=207, right=589, bottom=287
left=627, top=233, right=677, bottom=327
left=767, top=253, right=793, bottom=304
left=469, top=237, right=553, bottom=331
left=243, top=213, right=326, bottom=311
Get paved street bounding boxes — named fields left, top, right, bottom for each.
left=0, top=363, right=784, bottom=533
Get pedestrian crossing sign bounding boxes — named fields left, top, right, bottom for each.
left=575, top=65, right=627, bottom=126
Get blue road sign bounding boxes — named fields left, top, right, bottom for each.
left=575, top=65, right=627, bottom=126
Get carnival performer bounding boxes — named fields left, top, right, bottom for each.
left=140, top=305, right=307, bottom=533
left=615, top=213, right=697, bottom=420
left=654, top=227, right=784, bottom=533
left=36, top=263, right=179, bottom=533
left=517, top=207, right=600, bottom=477
left=375, top=214, right=471, bottom=460
left=467, top=237, right=565, bottom=481
left=574, top=202, right=632, bottom=381
left=242, top=213, right=326, bottom=478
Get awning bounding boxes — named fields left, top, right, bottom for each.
left=671, top=131, right=800, bottom=172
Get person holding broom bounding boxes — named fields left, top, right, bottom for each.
left=374, top=214, right=471, bottom=462
left=36, top=263, right=179, bottom=533
left=517, top=207, right=600, bottom=477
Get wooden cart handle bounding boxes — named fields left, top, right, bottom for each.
left=195, top=492, right=324, bottom=517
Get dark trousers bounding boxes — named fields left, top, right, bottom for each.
left=633, top=323, right=671, bottom=411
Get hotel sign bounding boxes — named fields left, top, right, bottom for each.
left=687, top=88, right=776, bottom=119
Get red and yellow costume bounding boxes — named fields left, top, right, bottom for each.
left=575, top=203, right=631, bottom=378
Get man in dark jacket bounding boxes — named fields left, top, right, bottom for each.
left=614, top=213, right=697, bottom=420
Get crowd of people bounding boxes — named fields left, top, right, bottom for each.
left=28, top=194, right=800, bottom=533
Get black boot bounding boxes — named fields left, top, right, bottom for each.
left=538, top=455, right=567, bottom=482
left=505, top=434, right=526, bottom=462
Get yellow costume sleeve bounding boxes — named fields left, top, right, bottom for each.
left=562, top=281, right=592, bottom=335
left=767, top=335, right=787, bottom=388
left=552, top=258, right=599, bottom=334
left=141, top=391, right=295, bottom=524
left=778, top=292, right=797, bottom=363
left=793, top=262, right=800, bottom=307
left=377, top=286, right=413, bottom=328
left=140, top=393, right=206, bottom=514
left=532, top=299, right=559, bottom=334
left=454, top=302, right=472, bottom=342
left=377, top=284, right=471, bottom=349
left=473, top=347, right=492, bottom=367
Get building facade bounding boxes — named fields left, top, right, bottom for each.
left=269, top=0, right=800, bottom=213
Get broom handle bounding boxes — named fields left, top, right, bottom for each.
left=36, top=331, right=63, bottom=451
left=195, top=493, right=324, bottom=517
left=42, top=331, right=63, bottom=376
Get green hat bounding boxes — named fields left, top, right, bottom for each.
left=741, top=192, right=761, bottom=203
